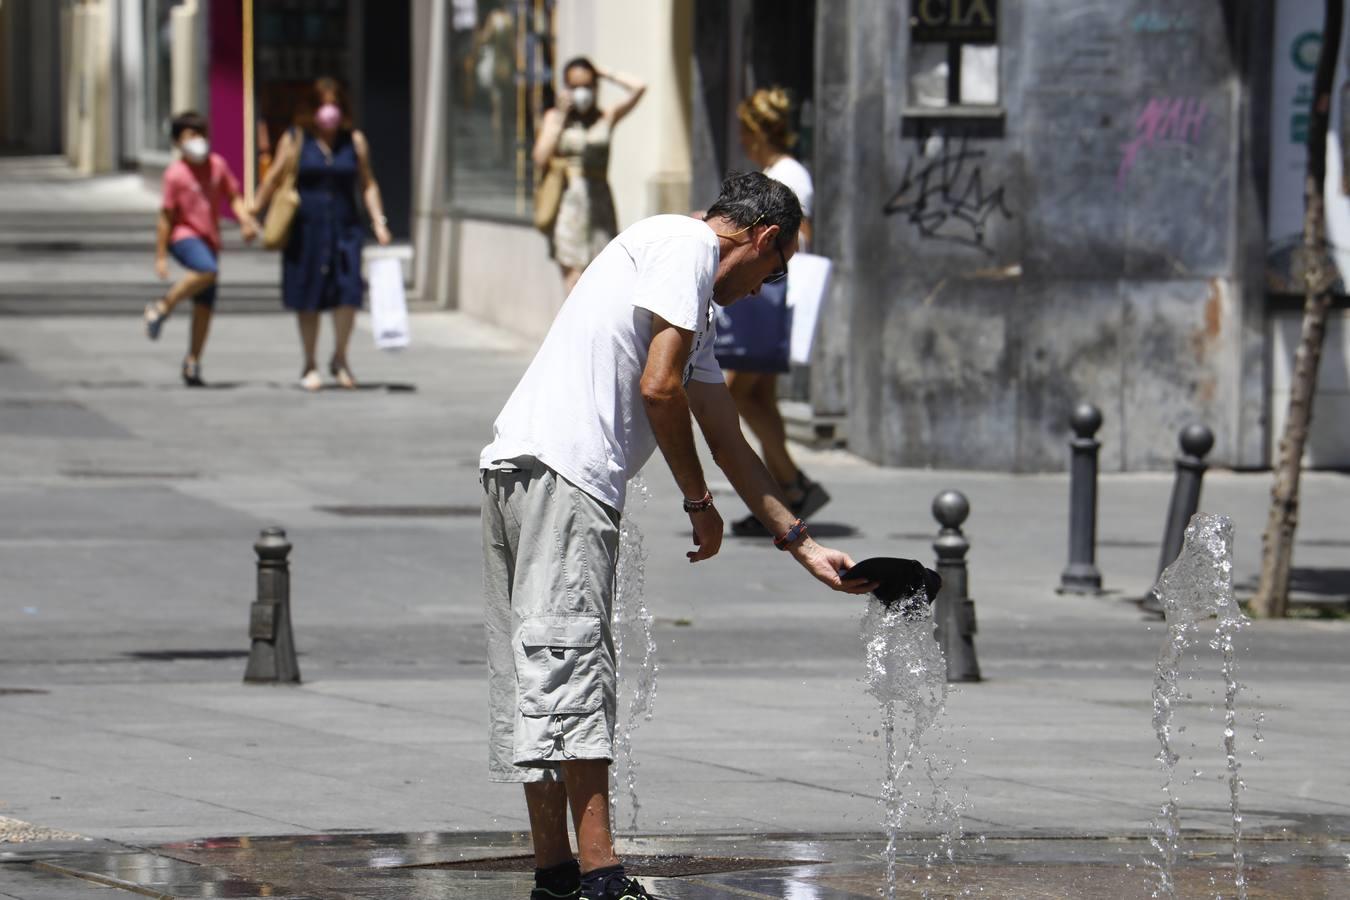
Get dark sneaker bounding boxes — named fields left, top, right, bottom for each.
left=791, top=474, right=831, bottom=519
left=531, top=887, right=580, bottom=900
left=729, top=512, right=769, bottom=537
left=578, top=875, right=658, bottom=900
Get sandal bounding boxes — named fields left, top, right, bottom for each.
left=789, top=472, right=831, bottom=519
left=329, top=358, right=357, bottom=390
left=181, top=356, right=205, bottom=387
left=730, top=513, right=770, bottom=537
left=299, top=368, right=323, bottom=392
left=144, top=299, right=169, bottom=341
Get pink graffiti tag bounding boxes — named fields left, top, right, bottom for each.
left=1116, top=97, right=1208, bottom=189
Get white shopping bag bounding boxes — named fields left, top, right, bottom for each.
left=785, top=252, right=832, bottom=365
left=368, top=255, right=410, bottom=350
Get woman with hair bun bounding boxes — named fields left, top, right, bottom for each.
left=717, top=86, right=828, bottom=537
left=532, top=56, right=646, bottom=295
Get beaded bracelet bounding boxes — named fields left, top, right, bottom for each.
left=682, top=491, right=715, bottom=513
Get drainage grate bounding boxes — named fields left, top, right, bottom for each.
left=125, top=650, right=251, bottom=662
left=405, top=854, right=817, bottom=877
left=316, top=504, right=479, bottom=518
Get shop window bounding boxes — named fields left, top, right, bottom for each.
left=907, top=0, right=1000, bottom=110
left=445, top=0, right=556, bottom=219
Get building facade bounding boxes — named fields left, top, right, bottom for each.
left=809, top=0, right=1349, bottom=472
left=6, top=0, right=1350, bottom=472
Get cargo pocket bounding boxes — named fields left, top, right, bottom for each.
left=515, top=615, right=604, bottom=717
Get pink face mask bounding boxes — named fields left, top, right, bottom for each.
left=315, top=103, right=342, bottom=131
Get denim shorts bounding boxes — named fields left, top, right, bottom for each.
left=481, top=458, right=621, bottom=782
left=169, top=237, right=218, bottom=308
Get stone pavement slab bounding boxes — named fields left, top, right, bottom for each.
left=0, top=311, right=1347, bottom=898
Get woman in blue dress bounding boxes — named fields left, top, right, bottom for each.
left=254, top=77, right=392, bottom=390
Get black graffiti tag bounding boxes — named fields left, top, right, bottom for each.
left=883, top=137, right=1013, bottom=251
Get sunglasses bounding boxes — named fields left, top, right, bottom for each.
left=763, top=241, right=788, bottom=285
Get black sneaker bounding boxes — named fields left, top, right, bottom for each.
left=530, top=887, right=580, bottom=900
left=578, top=874, right=658, bottom=900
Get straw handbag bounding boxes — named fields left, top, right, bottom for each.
left=261, top=129, right=301, bottom=250
left=533, top=158, right=566, bottom=235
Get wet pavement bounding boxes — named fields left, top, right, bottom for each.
left=3, top=830, right=1348, bottom=899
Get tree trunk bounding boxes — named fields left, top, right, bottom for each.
left=1251, top=0, right=1344, bottom=618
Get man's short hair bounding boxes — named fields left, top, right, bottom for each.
left=170, top=111, right=209, bottom=142
left=704, top=171, right=802, bottom=246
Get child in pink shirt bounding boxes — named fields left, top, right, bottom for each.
left=145, top=111, right=259, bottom=386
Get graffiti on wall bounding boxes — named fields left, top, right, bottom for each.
left=1115, top=96, right=1209, bottom=190
left=884, top=136, right=1013, bottom=251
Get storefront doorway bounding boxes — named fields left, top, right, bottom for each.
left=247, top=0, right=412, bottom=239
left=690, top=0, right=816, bottom=207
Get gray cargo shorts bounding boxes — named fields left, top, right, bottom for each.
left=481, top=458, right=621, bottom=783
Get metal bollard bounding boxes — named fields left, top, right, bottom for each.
left=244, top=526, right=301, bottom=684
left=1141, top=425, right=1215, bottom=615
left=932, top=491, right=981, bottom=683
left=1059, top=402, right=1104, bottom=595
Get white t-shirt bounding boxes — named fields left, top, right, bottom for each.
left=764, top=155, right=814, bottom=219
left=480, top=215, right=723, bottom=512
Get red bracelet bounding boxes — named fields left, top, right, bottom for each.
left=774, top=518, right=809, bottom=550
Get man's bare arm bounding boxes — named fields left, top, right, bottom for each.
left=641, top=315, right=706, bottom=499
left=684, top=376, right=794, bottom=533
left=641, top=315, right=723, bottom=561
left=687, top=378, right=874, bottom=593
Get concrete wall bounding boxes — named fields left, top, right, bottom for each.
left=813, top=0, right=1268, bottom=472
left=454, top=218, right=571, bottom=343
left=117, top=0, right=145, bottom=163
left=63, top=0, right=119, bottom=173
left=1270, top=307, right=1350, bottom=468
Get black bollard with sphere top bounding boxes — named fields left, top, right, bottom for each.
left=1059, top=402, right=1104, bottom=595
left=244, top=526, right=301, bottom=684
left=1141, top=425, right=1215, bottom=615
left=933, top=490, right=981, bottom=683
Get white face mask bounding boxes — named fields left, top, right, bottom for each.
left=181, top=137, right=209, bottom=163
left=570, top=86, right=595, bottom=113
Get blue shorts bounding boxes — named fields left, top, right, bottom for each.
left=169, top=237, right=218, bottom=308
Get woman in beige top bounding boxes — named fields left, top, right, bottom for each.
left=532, top=57, right=645, bottom=295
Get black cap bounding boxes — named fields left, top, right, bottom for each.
left=843, top=557, right=942, bottom=616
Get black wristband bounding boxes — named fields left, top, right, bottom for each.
left=682, top=491, right=715, bottom=513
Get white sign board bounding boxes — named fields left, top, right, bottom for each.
left=1269, top=0, right=1350, bottom=289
